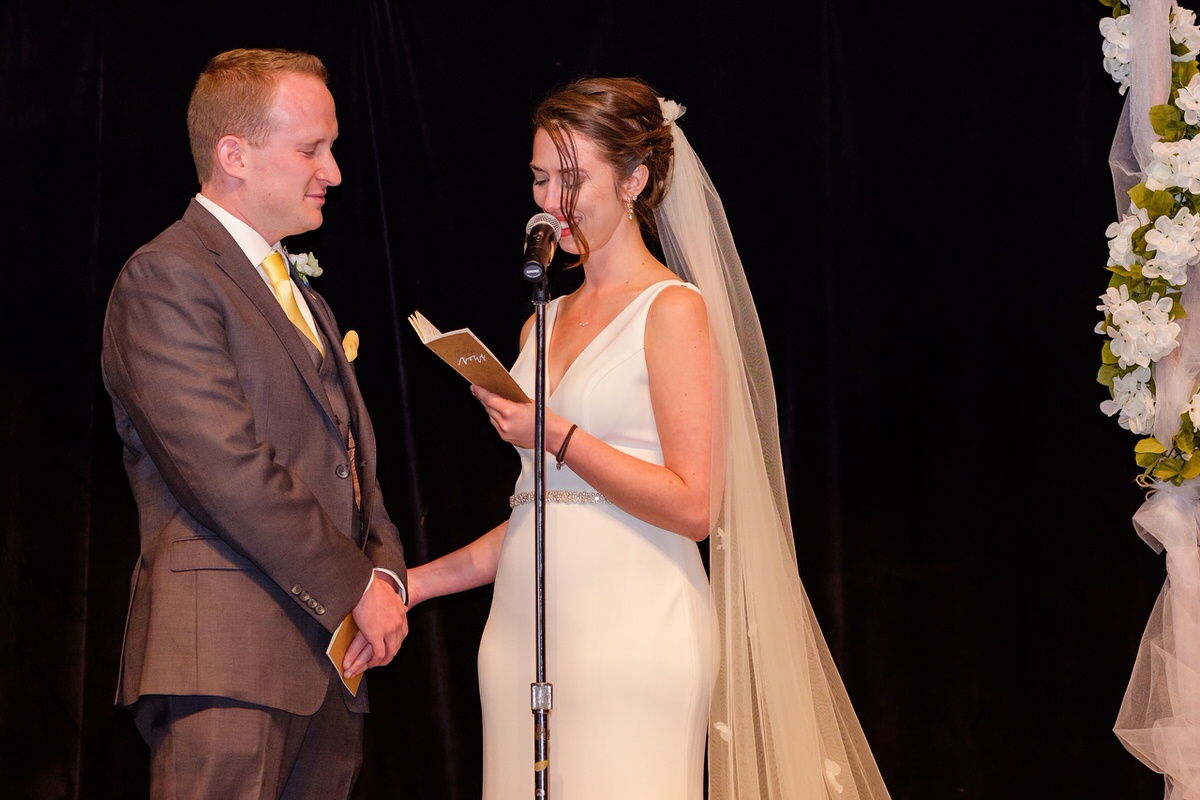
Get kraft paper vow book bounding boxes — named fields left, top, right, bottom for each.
left=326, top=613, right=362, bottom=695
left=408, top=310, right=529, bottom=403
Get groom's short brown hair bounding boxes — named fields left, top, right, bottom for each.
left=186, top=48, right=328, bottom=184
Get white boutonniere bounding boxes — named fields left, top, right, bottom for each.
left=289, top=251, right=323, bottom=285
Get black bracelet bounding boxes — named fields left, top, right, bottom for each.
left=555, top=423, right=579, bottom=471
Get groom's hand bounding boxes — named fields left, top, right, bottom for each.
left=344, top=574, right=408, bottom=677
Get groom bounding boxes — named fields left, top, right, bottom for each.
left=101, top=48, right=408, bottom=799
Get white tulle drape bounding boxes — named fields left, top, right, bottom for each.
left=1109, top=0, right=1171, bottom=209
left=1112, top=3, right=1200, bottom=798
left=655, top=102, right=890, bottom=799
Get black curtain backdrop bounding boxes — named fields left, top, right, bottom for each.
left=0, top=1, right=1168, bottom=798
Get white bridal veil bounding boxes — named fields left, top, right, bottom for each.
left=655, top=99, right=891, bottom=799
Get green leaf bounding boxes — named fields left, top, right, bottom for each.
left=1107, top=272, right=1134, bottom=290
left=1174, top=54, right=1199, bottom=84
left=1174, top=421, right=1197, bottom=452
left=1129, top=185, right=1178, bottom=220
left=1131, top=221, right=1153, bottom=256
left=1182, top=456, right=1200, bottom=481
left=1151, top=103, right=1187, bottom=140
left=1100, top=343, right=1119, bottom=369
left=1152, top=458, right=1185, bottom=480
left=1136, top=437, right=1169, bottom=455
left=1128, top=183, right=1151, bottom=208
left=1146, top=277, right=1171, bottom=297
left=1136, top=451, right=1162, bottom=469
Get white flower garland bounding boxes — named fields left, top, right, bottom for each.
left=1098, top=0, right=1200, bottom=483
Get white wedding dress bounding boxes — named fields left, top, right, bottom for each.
left=478, top=279, right=713, bottom=799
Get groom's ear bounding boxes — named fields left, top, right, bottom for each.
left=213, top=135, right=245, bottom=181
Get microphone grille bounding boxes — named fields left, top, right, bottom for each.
left=526, top=212, right=562, bottom=241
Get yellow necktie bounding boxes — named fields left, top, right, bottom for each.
left=262, top=250, right=324, bottom=355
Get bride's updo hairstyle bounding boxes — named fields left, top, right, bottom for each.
left=533, top=77, right=674, bottom=265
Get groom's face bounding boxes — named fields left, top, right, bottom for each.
left=239, top=72, right=342, bottom=244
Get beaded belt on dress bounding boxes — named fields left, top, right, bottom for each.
left=509, top=490, right=612, bottom=508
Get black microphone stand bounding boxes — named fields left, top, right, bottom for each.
left=523, top=255, right=552, bottom=799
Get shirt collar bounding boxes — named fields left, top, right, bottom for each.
left=194, top=193, right=281, bottom=270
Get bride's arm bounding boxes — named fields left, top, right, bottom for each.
left=472, top=285, right=712, bottom=540
left=405, top=521, right=507, bottom=608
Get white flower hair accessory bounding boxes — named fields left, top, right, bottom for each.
left=658, top=98, right=685, bottom=125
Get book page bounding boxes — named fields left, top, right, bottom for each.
left=408, top=310, right=440, bottom=343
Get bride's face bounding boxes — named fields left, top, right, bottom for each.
left=530, top=127, right=626, bottom=256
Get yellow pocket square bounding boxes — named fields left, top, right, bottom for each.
left=343, top=330, right=359, bottom=362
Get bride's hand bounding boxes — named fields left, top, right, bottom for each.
left=471, top=385, right=540, bottom=449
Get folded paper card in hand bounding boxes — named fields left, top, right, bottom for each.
left=408, top=310, right=530, bottom=403
left=326, top=613, right=362, bottom=695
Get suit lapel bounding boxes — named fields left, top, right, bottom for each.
left=182, top=201, right=338, bottom=428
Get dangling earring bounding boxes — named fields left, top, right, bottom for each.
left=627, top=196, right=637, bottom=221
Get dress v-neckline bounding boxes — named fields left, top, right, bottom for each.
left=544, top=279, right=681, bottom=398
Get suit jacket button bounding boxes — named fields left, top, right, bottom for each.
left=307, top=598, right=318, bottom=609
left=291, top=584, right=303, bottom=595
left=336, top=464, right=350, bottom=479
left=315, top=605, right=326, bottom=615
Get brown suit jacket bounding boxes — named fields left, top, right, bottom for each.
left=101, top=199, right=406, bottom=715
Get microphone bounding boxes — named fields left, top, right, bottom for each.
left=522, top=213, right=561, bottom=282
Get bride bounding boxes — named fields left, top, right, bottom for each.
left=406, top=76, right=890, bottom=800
